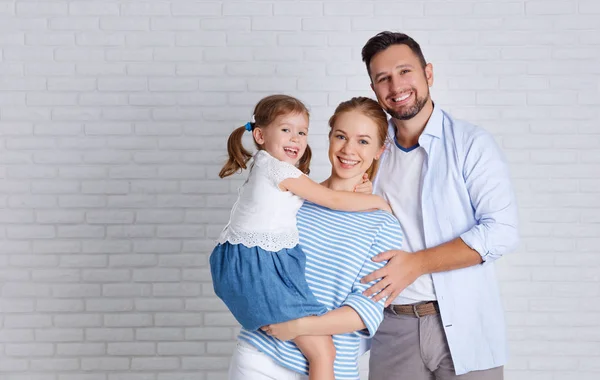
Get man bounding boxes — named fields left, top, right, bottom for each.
left=360, top=32, right=519, bottom=379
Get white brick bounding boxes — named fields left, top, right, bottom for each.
left=155, top=313, right=203, bottom=327
left=101, top=17, right=149, bottom=31
left=122, top=2, right=171, bottom=16
left=153, top=283, right=200, bottom=297
left=135, top=299, right=183, bottom=312
left=151, top=17, right=199, bottom=31
left=201, top=17, right=251, bottom=31
left=103, top=284, right=152, bottom=297
left=252, top=17, right=300, bottom=31
left=526, top=1, right=576, bottom=15
left=0, top=359, right=28, bottom=371
left=50, top=17, right=100, bottom=31
left=97, top=77, right=147, bottom=91
left=85, top=299, right=133, bottom=312
left=70, top=2, right=119, bottom=16
left=57, top=343, right=106, bottom=356
left=182, top=356, right=230, bottom=370
left=77, top=63, right=126, bottom=75
left=303, top=18, right=350, bottom=32
left=158, top=342, right=205, bottom=355
left=26, top=32, right=74, bottom=45
left=104, top=314, right=153, bottom=327
left=16, top=1, right=68, bottom=16
left=131, top=357, right=179, bottom=370
left=172, top=3, right=221, bottom=16
left=81, top=358, right=130, bottom=371
left=324, top=2, right=373, bottom=16
left=76, top=33, right=124, bottom=46
left=86, top=328, right=134, bottom=342
left=107, top=342, right=155, bottom=356
left=4, top=315, right=52, bottom=328
left=35, top=329, right=84, bottom=342
left=6, top=343, right=54, bottom=357
left=136, top=328, right=184, bottom=341
left=36, top=299, right=84, bottom=312
left=0, top=18, right=47, bottom=31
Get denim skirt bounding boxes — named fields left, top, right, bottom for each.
left=209, top=242, right=327, bottom=331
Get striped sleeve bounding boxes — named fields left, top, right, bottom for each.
left=341, top=213, right=404, bottom=337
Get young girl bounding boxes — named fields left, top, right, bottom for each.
left=210, top=94, right=390, bottom=380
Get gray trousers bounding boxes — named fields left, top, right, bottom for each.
left=368, top=308, right=503, bottom=380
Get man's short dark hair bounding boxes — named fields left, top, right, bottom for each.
left=361, top=31, right=427, bottom=77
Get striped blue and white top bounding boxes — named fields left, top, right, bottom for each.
left=239, top=201, right=404, bottom=379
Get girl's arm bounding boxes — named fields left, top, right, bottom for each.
left=281, top=175, right=390, bottom=212
left=263, top=306, right=365, bottom=341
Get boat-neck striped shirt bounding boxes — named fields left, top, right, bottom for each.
left=239, top=201, right=404, bottom=379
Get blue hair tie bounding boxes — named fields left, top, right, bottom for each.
left=245, top=122, right=252, bottom=132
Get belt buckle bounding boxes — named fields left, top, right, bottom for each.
left=413, top=304, right=420, bottom=318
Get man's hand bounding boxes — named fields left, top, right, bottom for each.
left=353, top=173, right=372, bottom=194
left=261, top=318, right=304, bottom=341
left=361, top=250, right=425, bottom=307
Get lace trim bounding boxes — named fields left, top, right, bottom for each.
left=218, top=227, right=299, bottom=252
left=254, top=150, right=303, bottom=187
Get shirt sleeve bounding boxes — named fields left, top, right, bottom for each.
left=459, top=130, right=520, bottom=262
left=341, top=214, right=404, bottom=338
left=254, top=150, right=303, bottom=187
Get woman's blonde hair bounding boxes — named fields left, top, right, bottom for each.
left=328, top=97, right=388, bottom=181
left=219, top=94, right=312, bottom=178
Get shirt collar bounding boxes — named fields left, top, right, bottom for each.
left=421, top=103, right=443, bottom=139
left=386, top=103, right=444, bottom=142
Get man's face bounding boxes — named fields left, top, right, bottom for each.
left=368, top=44, right=433, bottom=121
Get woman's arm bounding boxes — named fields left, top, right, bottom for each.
left=281, top=175, right=391, bottom=212
left=263, top=306, right=365, bottom=341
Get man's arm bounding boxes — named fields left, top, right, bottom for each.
left=361, top=238, right=481, bottom=304
left=362, top=129, right=519, bottom=305
left=459, top=130, right=519, bottom=262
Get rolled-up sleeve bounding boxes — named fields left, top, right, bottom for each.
left=342, top=215, right=404, bottom=337
left=460, top=131, right=519, bottom=262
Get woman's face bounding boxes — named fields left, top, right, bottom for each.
left=328, top=110, right=385, bottom=181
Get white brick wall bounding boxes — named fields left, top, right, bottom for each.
left=0, top=0, right=599, bottom=379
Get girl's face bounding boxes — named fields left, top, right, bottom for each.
left=328, top=110, right=385, bottom=181
left=253, top=112, right=309, bottom=166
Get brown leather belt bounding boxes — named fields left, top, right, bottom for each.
left=387, top=301, right=439, bottom=317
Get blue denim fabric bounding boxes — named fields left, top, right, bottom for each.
left=209, top=242, right=327, bottom=331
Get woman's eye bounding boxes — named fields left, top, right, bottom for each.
left=281, top=128, right=289, bottom=132
left=299, top=131, right=307, bottom=136
left=360, top=140, right=369, bottom=145
left=336, top=135, right=345, bottom=140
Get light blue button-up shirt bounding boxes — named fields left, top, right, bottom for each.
left=373, top=105, right=519, bottom=375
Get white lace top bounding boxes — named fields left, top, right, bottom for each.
left=217, top=150, right=305, bottom=252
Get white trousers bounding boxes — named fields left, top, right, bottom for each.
left=229, top=340, right=308, bottom=380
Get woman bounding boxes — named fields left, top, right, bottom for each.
left=227, top=97, right=404, bottom=380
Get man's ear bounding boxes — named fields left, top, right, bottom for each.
left=253, top=128, right=264, bottom=145
left=425, top=63, right=434, bottom=87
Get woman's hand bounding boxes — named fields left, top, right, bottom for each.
left=354, top=173, right=372, bottom=194
left=261, top=318, right=304, bottom=341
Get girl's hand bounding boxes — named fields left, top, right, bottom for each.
left=354, top=173, right=372, bottom=194
left=261, top=318, right=304, bottom=341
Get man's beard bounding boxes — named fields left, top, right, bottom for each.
left=385, top=90, right=430, bottom=121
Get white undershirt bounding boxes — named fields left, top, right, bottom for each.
left=374, top=137, right=437, bottom=304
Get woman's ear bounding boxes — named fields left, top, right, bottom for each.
left=253, top=128, right=264, bottom=145
left=375, top=145, right=385, bottom=160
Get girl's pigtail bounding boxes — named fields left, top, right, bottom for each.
left=218, top=125, right=253, bottom=178
left=297, top=144, right=312, bottom=175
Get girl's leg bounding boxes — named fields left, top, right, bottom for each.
left=294, top=335, right=336, bottom=380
